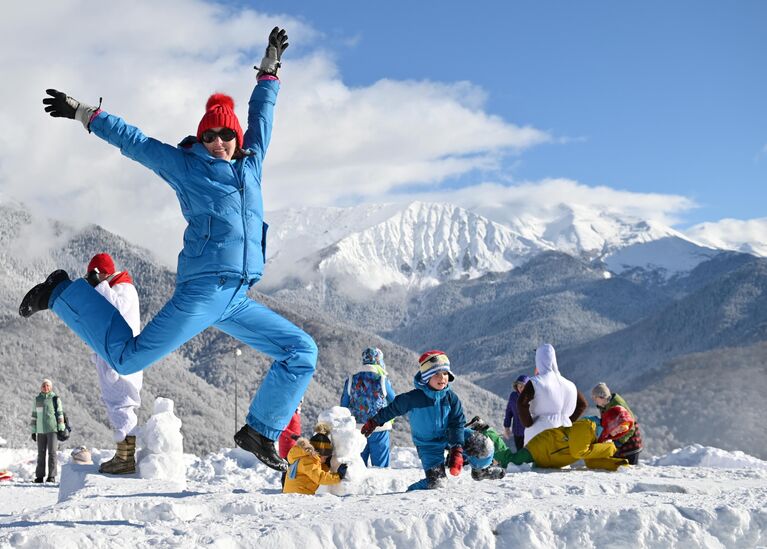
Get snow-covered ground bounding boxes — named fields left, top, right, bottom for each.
left=1, top=445, right=765, bottom=548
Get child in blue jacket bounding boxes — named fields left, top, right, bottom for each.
left=21, top=28, right=314, bottom=472
left=361, top=350, right=465, bottom=490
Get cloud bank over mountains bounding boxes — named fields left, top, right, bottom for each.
left=0, top=1, right=761, bottom=270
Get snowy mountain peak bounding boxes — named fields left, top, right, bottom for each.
left=316, top=201, right=547, bottom=290
left=259, top=201, right=729, bottom=292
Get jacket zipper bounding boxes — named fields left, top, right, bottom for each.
left=232, top=161, right=248, bottom=281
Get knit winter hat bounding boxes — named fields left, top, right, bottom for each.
left=591, top=382, right=612, bottom=400
left=197, top=93, right=244, bottom=149
left=515, top=374, right=530, bottom=386
left=361, top=347, right=385, bottom=367
left=464, top=430, right=494, bottom=469
left=309, top=424, right=333, bottom=457
left=87, top=253, right=116, bottom=275
left=309, top=433, right=333, bottom=457
left=418, top=350, right=454, bottom=382
left=41, top=378, right=52, bottom=387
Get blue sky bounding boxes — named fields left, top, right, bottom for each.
left=1, top=1, right=764, bottom=264
left=234, top=0, right=766, bottom=227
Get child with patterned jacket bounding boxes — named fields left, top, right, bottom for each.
left=283, top=425, right=348, bottom=495
left=340, top=347, right=396, bottom=467
left=361, top=350, right=465, bottom=491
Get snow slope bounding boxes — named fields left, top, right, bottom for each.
left=1, top=445, right=765, bottom=548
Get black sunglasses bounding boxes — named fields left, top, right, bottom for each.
left=201, top=128, right=237, bottom=143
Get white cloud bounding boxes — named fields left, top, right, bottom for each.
left=2, top=2, right=703, bottom=270
left=377, top=178, right=698, bottom=228
left=0, top=1, right=552, bottom=266
left=685, top=218, right=767, bottom=257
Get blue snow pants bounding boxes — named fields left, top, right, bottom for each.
left=49, top=275, right=317, bottom=441
left=416, top=440, right=449, bottom=471
left=361, top=430, right=391, bottom=467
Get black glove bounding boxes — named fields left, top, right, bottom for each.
left=360, top=418, right=380, bottom=437
left=85, top=270, right=101, bottom=287
left=336, top=463, right=348, bottom=480
left=31, top=433, right=36, bottom=442
left=56, top=430, right=68, bottom=442
left=43, top=89, right=98, bottom=129
left=256, top=27, right=289, bottom=76
left=43, top=89, right=78, bottom=119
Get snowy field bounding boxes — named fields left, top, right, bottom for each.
left=1, top=445, right=766, bottom=548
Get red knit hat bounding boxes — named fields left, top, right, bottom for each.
left=87, top=253, right=116, bottom=275
left=196, top=93, right=244, bottom=149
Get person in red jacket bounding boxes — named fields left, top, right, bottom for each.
left=278, top=400, right=302, bottom=459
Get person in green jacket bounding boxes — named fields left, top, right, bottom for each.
left=30, top=379, right=65, bottom=483
left=591, top=383, right=643, bottom=464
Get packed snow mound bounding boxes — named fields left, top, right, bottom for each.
left=648, top=444, right=767, bottom=469
left=136, top=397, right=186, bottom=484
left=1, top=444, right=766, bottom=548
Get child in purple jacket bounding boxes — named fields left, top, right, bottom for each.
left=503, top=375, right=529, bottom=450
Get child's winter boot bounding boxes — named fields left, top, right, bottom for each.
left=471, top=466, right=506, bottom=481
left=99, top=436, right=136, bottom=475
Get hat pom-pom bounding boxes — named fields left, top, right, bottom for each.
left=313, top=423, right=332, bottom=436
left=205, top=93, right=235, bottom=112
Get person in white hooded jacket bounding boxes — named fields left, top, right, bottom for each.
left=518, top=344, right=588, bottom=445
left=85, top=253, right=142, bottom=475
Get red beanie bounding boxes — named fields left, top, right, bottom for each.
left=87, top=253, right=116, bottom=275
left=196, top=93, right=244, bottom=149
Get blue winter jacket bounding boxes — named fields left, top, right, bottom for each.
left=372, top=374, right=465, bottom=448
left=89, top=78, right=279, bottom=284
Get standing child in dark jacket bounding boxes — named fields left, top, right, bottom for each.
left=361, top=350, right=465, bottom=491
left=503, top=375, right=529, bottom=451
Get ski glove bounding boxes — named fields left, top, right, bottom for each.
left=43, top=89, right=98, bottom=130
left=448, top=446, right=464, bottom=476
left=31, top=433, right=36, bottom=442
left=256, top=27, right=289, bottom=77
left=360, top=418, right=380, bottom=437
left=336, top=463, right=348, bottom=480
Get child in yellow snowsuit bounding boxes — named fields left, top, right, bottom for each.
left=283, top=426, right=347, bottom=495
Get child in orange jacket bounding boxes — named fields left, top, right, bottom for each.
left=283, top=425, right=348, bottom=495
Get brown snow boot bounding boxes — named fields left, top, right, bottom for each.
left=99, top=436, right=136, bottom=475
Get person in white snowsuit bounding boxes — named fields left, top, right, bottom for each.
left=518, top=344, right=588, bottom=445
left=85, top=253, right=142, bottom=474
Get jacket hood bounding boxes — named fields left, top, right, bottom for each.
left=535, top=344, right=559, bottom=375
left=356, top=364, right=388, bottom=377
left=413, top=373, right=450, bottom=400
left=287, top=443, right=316, bottom=464
left=108, top=271, right=133, bottom=287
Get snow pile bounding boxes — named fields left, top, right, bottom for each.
left=0, top=435, right=7, bottom=446
left=1, top=444, right=766, bottom=547
left=136, top=397, right=186, bottom=484
left=316, top=406, right=368, bottom=495
left=647, top=444, right=767, bottom=469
